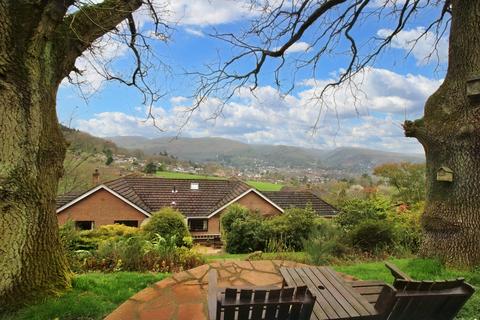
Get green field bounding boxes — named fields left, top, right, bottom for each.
left=247, top=180, right=284, bottom=191
left=155, top=171, right=226, bottom=180
left=155, top=171, right=284, bottom=191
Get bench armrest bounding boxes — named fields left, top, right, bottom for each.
left=208, top=270, right=219, bottom=320
left=385, top=262, right=412, bottom=281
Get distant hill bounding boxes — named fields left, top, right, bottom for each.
left=109, top=136, right=424, bottom=172
left=61, top=125, right=141, bottom=157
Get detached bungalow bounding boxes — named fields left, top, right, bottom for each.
left=56, top=176, right=337, bottom=241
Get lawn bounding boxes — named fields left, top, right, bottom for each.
left=155, top=171, right=226, bottom=180
left=2, top=272, right=168, bottom=320
left=246, top=180, right=284, bottom=191
left=155, top=171, right=284, bottom=191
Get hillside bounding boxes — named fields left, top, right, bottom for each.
left=61, top=125, right=139, bottom=156
left=110, top=136, right=424, bottom=172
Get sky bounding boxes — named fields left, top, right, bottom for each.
left=57, top=0, right=450, bottom=155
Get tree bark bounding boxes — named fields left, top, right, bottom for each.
left=0, top=2, right=71, bottom=308
left=0, top=0, right=142, bottom=308
left=405, top=0, right=480, bottom=268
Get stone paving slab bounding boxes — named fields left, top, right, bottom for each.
left=105, top=260, right=307, bottom=320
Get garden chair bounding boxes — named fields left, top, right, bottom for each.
left=372, top=263, right=475, bottom=320
left=208, top=269, right=316, bottom=320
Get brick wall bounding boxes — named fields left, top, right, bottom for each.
left=59, top=189, right=281, bottom=235
left=57, top=188, right=147, bottom=227
left=191, top=190, right=282, bottom=236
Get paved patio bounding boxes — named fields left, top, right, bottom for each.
left=106, top=260, right=321, bottom=320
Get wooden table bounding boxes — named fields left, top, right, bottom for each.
left=280, top=267, right=380, bottom=320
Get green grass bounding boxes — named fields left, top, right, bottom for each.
left=154, top=171, right=284, bottom=191
left=333, top=258, right=480, bottom=319
left=205, top=253, right=250, bottom=262
left=246, top=180, right=284, bottom=191
left=155, top=171, right=226, bottom=180
left=3, top=272, right=168, bottom=320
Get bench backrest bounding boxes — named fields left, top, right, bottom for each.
left=208, top=270, right=315, bottom=320
left=376, top=278, right=475, bottom=320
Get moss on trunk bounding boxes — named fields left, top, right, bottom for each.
left=0, top=2, right=71, bottom=309
left=406, top=0, right=480, bottom=268
left=0, top=0, right=143, bottom=308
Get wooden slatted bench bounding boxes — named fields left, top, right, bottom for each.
left=376, top=263, right=475, bottom=320
left=349, top=280, right=387, bottom=305
left=280, top=267, right=381, bottom=320
left=374, top=277, right=475, bottom=320
left=208, top=269, right=316, bottom=320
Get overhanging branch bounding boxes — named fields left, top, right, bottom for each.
left=62, top=0, right=142, bottom=58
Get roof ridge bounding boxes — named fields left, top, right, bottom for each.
left=154, top=177, right=229, bottom=181
left=210, top=180, right=253, bottom=213
left=106, top=177, right=152, bottom=212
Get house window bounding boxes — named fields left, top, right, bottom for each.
left=75, top=221, right=94, bottom=230
left=114, top=220, right=139, bottom=227
left=188, top=219, right=208, bottom=232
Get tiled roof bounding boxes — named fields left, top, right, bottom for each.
left=105, top=177, right=251, bottom=217
left=57, top=177, right=336, bottom=217
left=261, top=191, right=337, bottom=216
left=56, top=191, right=84, bottom=208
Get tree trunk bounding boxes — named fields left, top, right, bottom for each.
left=0, top=2, right=70, bottom=309
left=405, top=0, right=480, bottom=268
left=0, top=0, right=143, bottom=308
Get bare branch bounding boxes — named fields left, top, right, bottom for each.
left=190, top=0, right=450, bottom=131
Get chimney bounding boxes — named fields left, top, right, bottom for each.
left=92, top=169, right=100, bottom=186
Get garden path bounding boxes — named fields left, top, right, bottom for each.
left=105, top=260, right=316, bottom=320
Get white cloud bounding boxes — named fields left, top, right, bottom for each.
left=170, top=96, right=190, bottom=105
left=168, top=0, right=256, bottom=27
left=76, top=67, right=441, bottom=153
left=286, top=41, right=310, bottom=53
left=184, top=28, right=205, bottom=37
left=276, top=41, right=311, bottom=54
left=377, top=27, right=449, bottom=65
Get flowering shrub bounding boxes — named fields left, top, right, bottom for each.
left=59, top=222, right=204, bottom=273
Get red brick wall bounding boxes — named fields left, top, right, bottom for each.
left=59, top=189, right=281, bottom=235
left=235, top=191, right=281, bottom=216
left=190, top=190, right=282, bottom=235
left=57, top=188, right=147, bottom=227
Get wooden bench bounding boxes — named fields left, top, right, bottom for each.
left=384, top=262, right=412, bottom=281
left=208, top=269, right=316, bottom=320
left=373, top=263, right=475, bottom=320
left=280, top=267, right=380, bottom=320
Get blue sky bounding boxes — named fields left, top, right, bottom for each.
left=57, top=0, right=449, bottom=154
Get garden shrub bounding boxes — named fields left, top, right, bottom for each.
left=86, top=234, right=204, bottom=273
left=87, top=224, right=139, bottom=239
left=389, top=203, right=423, bottom=254
left=349, top=219, right=395, bottom=252
left=336, top=197, right=392, bottom=230
left=142, top=207, right=191, bottom=247
left=59, top=220, right=85, bottom=271
left=221, top=205, right=268, bottom=253
left=221, top=204, right=319, bottom=253
left=77, top=224, right=140, bottom=250
left=265, top=206, right=316, bottom=251
left=220, top=204, right=252, bottom=235
left=303, top=218, right=348, bottom=265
